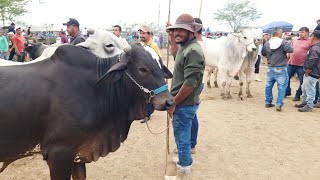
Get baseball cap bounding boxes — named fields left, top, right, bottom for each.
left=138, top=25, right=151, bottom=33
left=63, top=18, right=80, bottom=27
left=7, top=32, right=14, bottom=35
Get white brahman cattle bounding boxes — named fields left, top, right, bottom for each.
left=0, top=29, right=125, bottom=66
left=237, top=28, right=263, bottom=100
left=204, top=28, right=257, bottom=99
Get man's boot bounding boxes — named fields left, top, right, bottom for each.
left=165, top=164, right=191, bottom=180
left=255, top=73, right=262, bottom=82
left=298, top=105, right=313, bottom=112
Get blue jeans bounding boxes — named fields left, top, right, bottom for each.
left=315, top=81, right=320, bottom=103
left=0, top=51, right=6, bottom=60
left=191, top=115, right=198, bottom=148
left=254, top=55, right=261, bottom=74
left=8, top=45, right=15, bottom=60
left=191, top=83, right=204, bottom=148
left=146, top=103, right=154, bottom=118
left=265, top=66, right=289, bottom=107
left=172, top=104, right=199, bottom=166
left=301, top=75, right=318, bottom=108
left=286, top=65, right=304, bottom=97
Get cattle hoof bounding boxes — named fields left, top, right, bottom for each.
left=207, top=82, right=211, bottom=88
left=238, top=96, right=244, bottom=101
left=247, top=94, right=253, bottom=98
left=214, top=82, right=218, bottom=88
left=221, top=93, right=227, bottom=100
left=227, top=95, right=232, bottom=99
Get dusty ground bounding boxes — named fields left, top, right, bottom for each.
left=0, top=50, right=319, bottom=180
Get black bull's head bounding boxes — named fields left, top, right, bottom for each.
left=97, top=44, right=174, bottom=111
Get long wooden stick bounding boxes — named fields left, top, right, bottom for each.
left=165, top=0, right=171, bottom=175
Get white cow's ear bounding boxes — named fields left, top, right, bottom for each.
left=232, top=33, right=242, bottom=38
left=76, top=41, right=90, bottom=49
left=124, top=45, right=132, bottom=53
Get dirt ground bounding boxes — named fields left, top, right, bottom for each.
left=0, top=50, right=319, bottom=180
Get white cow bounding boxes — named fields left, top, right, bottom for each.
left=204, top=28, right=257, bottom=99
left=238, top=29, right=263, bottom=100
left=0, top=29, right=125, bottom=66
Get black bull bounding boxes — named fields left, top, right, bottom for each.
left=0, top=44, right=173, bottom=179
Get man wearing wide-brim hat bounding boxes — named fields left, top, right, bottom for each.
left=165, top=13, right=205, bottom=180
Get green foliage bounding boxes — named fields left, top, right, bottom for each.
left=113, top=22, right=162, bottom=34
left=214, top=0, right=262, bottom=32
left=121, top=22, right=139, bottom=33
left=0, top=0, right=30, bottom=26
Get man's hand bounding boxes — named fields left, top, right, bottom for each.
left=166, top=22, right=173, bottom=33
left=167, top=104, right=176, bottom=119
left=305, top=69, right=311, bottom=77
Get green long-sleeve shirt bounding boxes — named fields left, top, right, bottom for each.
left=171, top=38, right=205, bottom=106
left=0, top=35, right=9, bottom=52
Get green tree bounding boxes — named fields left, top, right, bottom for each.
left=121, top=22, right=139, bottom=33
left=214, top=0, right=262, bottom=32
left=0, top=0, right=30, bottom=26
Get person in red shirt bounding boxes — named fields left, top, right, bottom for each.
left=285, top=27, right=312, bottom=101
left=60, top=31, right=69, bottom=44
left=11, top=27, right=25, bottom=62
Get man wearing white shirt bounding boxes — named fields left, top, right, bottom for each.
left=112, top=25, right=129, bottom=48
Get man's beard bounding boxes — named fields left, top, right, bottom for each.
left=175, top=35, right=188, bottom=44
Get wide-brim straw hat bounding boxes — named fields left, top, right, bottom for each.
left=167, top=14, right=203, bottom=33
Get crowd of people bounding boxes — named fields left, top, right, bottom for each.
left=261, top=22, right=320, bottom=113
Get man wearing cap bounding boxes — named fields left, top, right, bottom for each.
left=295, top=29, right=320, bottom=112
left=165, top=13, right=204, bottom=180
left=63, top=18, right=85, bottom=45
left=138, top=24, right=162, bottom=123
left=12, top=28, right=25, bottom=62
left=0, top=30, right=9, bottom=59
left=138, top=25, right=161, bottom=57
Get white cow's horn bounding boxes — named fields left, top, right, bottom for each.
left=124, top=45, right=132, bottom=53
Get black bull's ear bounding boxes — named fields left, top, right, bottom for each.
left=96, top=59, right=173, bottom=84
left=96, top=60, right=127, bottom=84
left=163, top=65, right=173, bottom=79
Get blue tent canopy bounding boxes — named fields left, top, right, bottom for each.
left=261, top=21, right=293, bottom=33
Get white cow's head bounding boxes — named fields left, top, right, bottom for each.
left=77, top=29, right=125, bottom=58
left=236, top=28, right=257, bottom=52
left=250, top=28, right=263, bottom=45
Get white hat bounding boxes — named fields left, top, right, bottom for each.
left=7, top=32, right=14, bottom=35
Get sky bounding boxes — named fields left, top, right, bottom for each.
left=19, top=0, right=319, bottom=32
